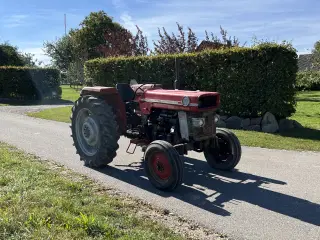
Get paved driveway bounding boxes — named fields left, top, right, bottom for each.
left=0, top=108, right=319, bottom=240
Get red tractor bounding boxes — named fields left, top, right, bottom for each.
left=70, top=82, right=242, bottom=191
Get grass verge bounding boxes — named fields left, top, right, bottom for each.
left=60, top=85, right=82, bottom=102
left=0, top=142, right=184, bottom=240
left=27, top=90, right=320, bottom=152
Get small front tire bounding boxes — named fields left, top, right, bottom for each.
left=204, top=128, right=242, bottom=170
left=144, top=140, right=184, bottom=191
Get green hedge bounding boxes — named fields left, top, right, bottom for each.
left=0, top=66, right=61, bottom=100
left=296, top=71, right=320, bottom=90
left=84, top=44, right=298, bottom=118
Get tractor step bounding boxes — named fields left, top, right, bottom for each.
left=126, top=139, right=150, bottom=154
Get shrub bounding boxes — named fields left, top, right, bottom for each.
left=0, top=66, right=61, bottom=100
left=296, top=71, right=320, bottom=90
left=84, top=44, right=298, bottom=118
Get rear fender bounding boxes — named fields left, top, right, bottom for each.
left=80, top=87, right=126, bottom=134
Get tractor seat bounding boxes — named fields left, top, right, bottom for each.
left=116, top=83, right=135, bottom=102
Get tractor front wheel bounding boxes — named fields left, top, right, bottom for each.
left=70, top=95, right=120, bottom=168
left=144, top=140, right=184, bottom=191
left=204, top=128, right=242, bottom=170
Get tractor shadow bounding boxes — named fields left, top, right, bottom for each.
left=97, top=156, right=320, bottom=226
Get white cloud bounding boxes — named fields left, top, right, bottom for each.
left=21, top=47, right=52, bottom=66
left=115, top=0, right=320, bottom=52
left=120, top=13, right=137, bottom=34
left=1, top=14, right=29, bottom=28
left=112, top=0, right=126, bottom=9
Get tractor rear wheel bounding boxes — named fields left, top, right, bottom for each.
left=70, top=95, right=120, bottom=168
left=204, top=128, right=242, bottom=170
left=144, top=140, right=184, bottom=191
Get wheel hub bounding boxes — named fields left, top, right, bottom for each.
left=81, top=117, right=99, bottom=146
left=151, top=152, right=172, bottom=180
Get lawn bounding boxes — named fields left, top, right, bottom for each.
left=60, top=85, right=82, bottom=102
left=0, top=142, right=183, bottom=240
left=27, top=87, right=320, bottom=152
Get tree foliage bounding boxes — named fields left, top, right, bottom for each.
left=153, top=23, right=239, bottom=54
left=43, top=10, right=149, bottom=80
left=43, top=35, right=75, bottom=72
left=85, top=44, right=298, bottom=119
left=133, top=25, right=149, bottom=56
left=311, top=40, right=320, bottom=68
left=0, top=42, right=40, bottom=67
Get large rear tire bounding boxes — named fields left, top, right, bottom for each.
left=204, top=128, right=242, bottom=170
left=70, top=95, right=120, bottom=168
left=144, top=140, right=184, bottom=191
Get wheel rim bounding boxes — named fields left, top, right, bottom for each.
left=150, top=152, right=172, bottom=180
left=75, top=108, right=100, bottom=156
left=212, top=136, right=233, bottom=163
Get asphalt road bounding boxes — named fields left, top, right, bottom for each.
left=0, top=110, right=319, bottom=240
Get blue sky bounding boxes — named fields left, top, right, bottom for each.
left=0, top=0, right=319, bottom=65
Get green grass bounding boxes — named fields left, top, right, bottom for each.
left=0, top=85, right=81, bottom=106
left=60, top=85, right=82, bottom=102
left=0, top=142, right=183, bottom=240
left=233, top=91, right=320, bottom=151
left=28, top=106, right=72, bottom=123
left=27, top=87, right=320, bottom=152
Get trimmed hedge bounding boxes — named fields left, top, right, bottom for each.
left=0, top=66, right=61, bottom=100
left=84, top=44, right=298, bottom=118
left=296, top=71, right=320, bottom=90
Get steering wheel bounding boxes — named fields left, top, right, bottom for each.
left=133, top=83, right=148, bottom=99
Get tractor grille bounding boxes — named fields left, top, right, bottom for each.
left=198, top=95, right=219, bottom=109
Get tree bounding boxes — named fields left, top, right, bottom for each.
left=186, top=27, right=198, bottom=52
left=153, top=24, right=240, bottom=54
left=0, top=43, right=23, bottom=66
left=133, top=25, right=149, bottom=56
left=153, top=23, right=185, bottom=54
left=311, top=40, right=320, bottom=68
left=70, top=10, right=135, bottom=60
left=97, top=27, right=135, bottom=57
left=0, top=42, right=40, bottom=66
left=43, top=10, right=141, bottom=74
left=43, top=35, right=75, bottom=72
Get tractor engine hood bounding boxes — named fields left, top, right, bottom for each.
left=139, top=89, right=220, bottom=112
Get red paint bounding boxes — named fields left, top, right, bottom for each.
left=80, top=84, right=220, bottom=135
left=81, top=86, right=127, bottom=134
left=151, top=152, right=172, bottom=180
left=136, top=89, right=220, bottom=114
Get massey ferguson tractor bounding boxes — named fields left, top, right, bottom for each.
left=70, top=81, right=242, bottom=191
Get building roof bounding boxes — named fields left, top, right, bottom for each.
left=195, top=40, right=224, bottom=52
left=298, top=54, right=320, bottom=71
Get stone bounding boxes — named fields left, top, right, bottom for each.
left=216, top=119, right=226, bottom=128
left=220, top=115, right=228, bottom=121
left=262, top=124, right=279, bottom=133
left=241, top=118, right=251, bottom=129
left=225, top=116, right=243, bottom=129
left=250, top=117, right=262, bottom=125
left=292, top=120, right=303, bottom=129
left=279, top=119, right=303, bottom=132
left=261, top=112, right=279, bottom=133
left=279, top=119, right=295, bottom=132
left=244, top=124, right=261, bottom=132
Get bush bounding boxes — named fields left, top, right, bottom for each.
left=0, top=66, right=61, bottom=100
left=84, top=44, right=298, bottom=118
left=296, top=71, right=320, bottom=90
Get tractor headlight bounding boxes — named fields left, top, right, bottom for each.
left=192, top=118, right=205, bottom=127
left=182, top=96, right=190, bottom=106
